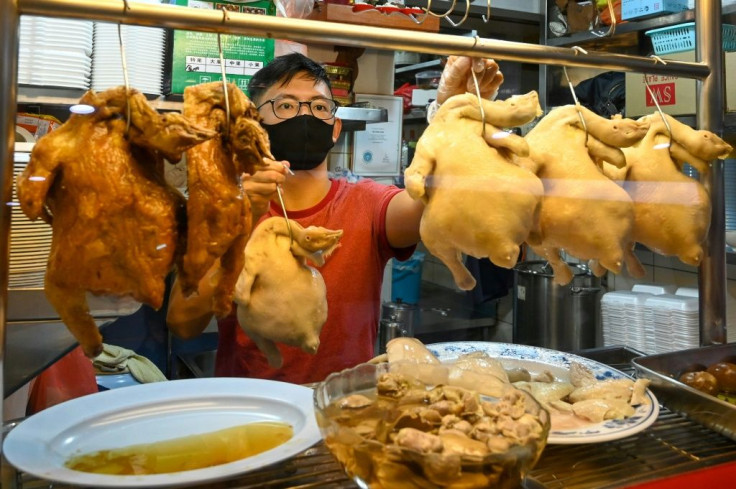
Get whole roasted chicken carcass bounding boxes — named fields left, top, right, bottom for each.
left=16, top=87, right=215, bottom=357
left=233, top=216, right=342, bottom=368
left=404, top=91, right=543, bottom=290
left=180, top=82, right=272, bottom=317
left=519, top=105, right=650, bottom=285
left=602, top=112, right=733, bottom=271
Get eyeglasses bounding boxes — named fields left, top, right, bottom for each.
left=257, top=96, right=338, bottom=120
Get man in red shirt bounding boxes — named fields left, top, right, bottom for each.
left=166, top=54, right=502, bottom=384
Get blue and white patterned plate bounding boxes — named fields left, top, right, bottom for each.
left=427, top=341, right=660, bottom=445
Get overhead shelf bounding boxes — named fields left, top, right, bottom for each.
left=16, top=86, right=388, bottom=131
left=547, top=5, right=736, bottom=48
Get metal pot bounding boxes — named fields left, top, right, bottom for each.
left=377, top=301, right=417, bottom=353
left=513, top=261, right=604, bottom=351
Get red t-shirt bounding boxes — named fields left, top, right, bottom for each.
left=215, top=178, right=415, bottom=384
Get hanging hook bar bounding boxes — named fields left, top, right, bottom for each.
left=445, top=0, right=470, bottom=27
left=117, top=20, right=131, bottom=135
left=645, top=55, right=673, bottom=148
left=218, top=7, right=231, bottom=139
left=470, top=67, right=486, bottom=138
left=482, top=0, right=491, bottom=22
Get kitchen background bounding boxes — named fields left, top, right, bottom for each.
left=7, top=0, right=736, bottom=418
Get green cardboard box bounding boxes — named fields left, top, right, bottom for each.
left=168, top=0, right=275, bottom=94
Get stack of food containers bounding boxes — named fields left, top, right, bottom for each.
left=601, top=290, right=652, bottom=352
left=601, top=284, right=698, bottom=354
left=91, top=21, right=166, bottom=95
left=18, top=16, right=93, bottom=90
left=645, top=294, right=700, bottom=353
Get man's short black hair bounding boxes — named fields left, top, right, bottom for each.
left=248, top=53, right=332, bottom=103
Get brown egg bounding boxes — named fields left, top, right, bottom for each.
left=706, top=362, right=736, bottom=393
left=679, top=371, right=720, bottom=396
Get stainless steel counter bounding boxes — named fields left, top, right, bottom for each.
left=5, top=347, right=736, bottom=489
left=4, top=289, right=141, bottom=396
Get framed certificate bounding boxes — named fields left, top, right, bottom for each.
left=352, top=94, right=403, bottom=177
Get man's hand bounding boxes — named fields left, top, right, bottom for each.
left=242, top=157, right=289, bottom=221
left=436, top=56, right=505, bottom=105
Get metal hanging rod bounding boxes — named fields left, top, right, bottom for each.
left=19, top=0, right=711, bottom=79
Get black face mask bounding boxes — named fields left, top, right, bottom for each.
left=262, top=115, right=336, bottom=171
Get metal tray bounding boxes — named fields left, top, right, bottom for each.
left=632, top=343, right=736, bottom=442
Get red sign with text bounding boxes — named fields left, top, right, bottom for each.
left=645, top=82, right=677, bottom=106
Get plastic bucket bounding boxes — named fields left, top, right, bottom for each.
left=391, top=252, right=425, bottom=304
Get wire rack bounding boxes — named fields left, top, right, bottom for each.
left=4, top=349, right=736, bottom=489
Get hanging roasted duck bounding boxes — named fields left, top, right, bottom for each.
left=16, top=87, right=215, bottom=357
left=179, top=82, right=272, bottom=317
left=519, top=105, right=650, bottom=285
left=602, top=112, right=733, bottom=272
left=404, top=91, right=544, bottom=290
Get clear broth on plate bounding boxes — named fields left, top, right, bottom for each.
left=66, top=421, right=293, bottom=475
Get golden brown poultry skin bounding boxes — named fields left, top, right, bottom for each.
left=520, top=105, right=650, bottom=285
left=16, top=87, right=214, bottom=357
left=602, top=112, right=733, bottom=269
left=404, top=92, right=543, bottom=290
left=180, top=82, right=272, bottom=317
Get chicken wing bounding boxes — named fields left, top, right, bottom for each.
left=16, top=87, right=215, bottom=357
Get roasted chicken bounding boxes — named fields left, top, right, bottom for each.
left=519, top=106, right=650, bottom=285
left=405, top=91, right=544, bottom=290
left=180, top=82, right=272, bottom=317
left=16, top=87, right=214, bottom=357
left=602, top=112, right=733, bottom=270
left=233, top=216, right=342, bottom=368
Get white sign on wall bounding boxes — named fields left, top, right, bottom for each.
left=352, top=94, right=403, bottom=177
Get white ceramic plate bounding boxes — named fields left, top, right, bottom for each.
left=3, top=378, right=322, bottom=487
left=427, top=341, right=660, bottom=445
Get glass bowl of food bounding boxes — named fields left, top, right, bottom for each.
left=313, top=361, right=550, bottom=489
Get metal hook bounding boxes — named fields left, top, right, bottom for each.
left=427, top=0, right=458, bottom=18
left=645, top=55, right=673, bottom=149
left=591, top=0, right=617, bottom=38
left=117, top=22, right=131, bottom=135
left=218, top=7, right=231, bottom=139
left=470, top=68, right=486, bottom=139
left=407, top=0, right=431, bottom=25
left=445, top=0, right=470, bottom=27
left=563, top=64, right=588, bottom=144
left=482, top=0, right=491, bottom=22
